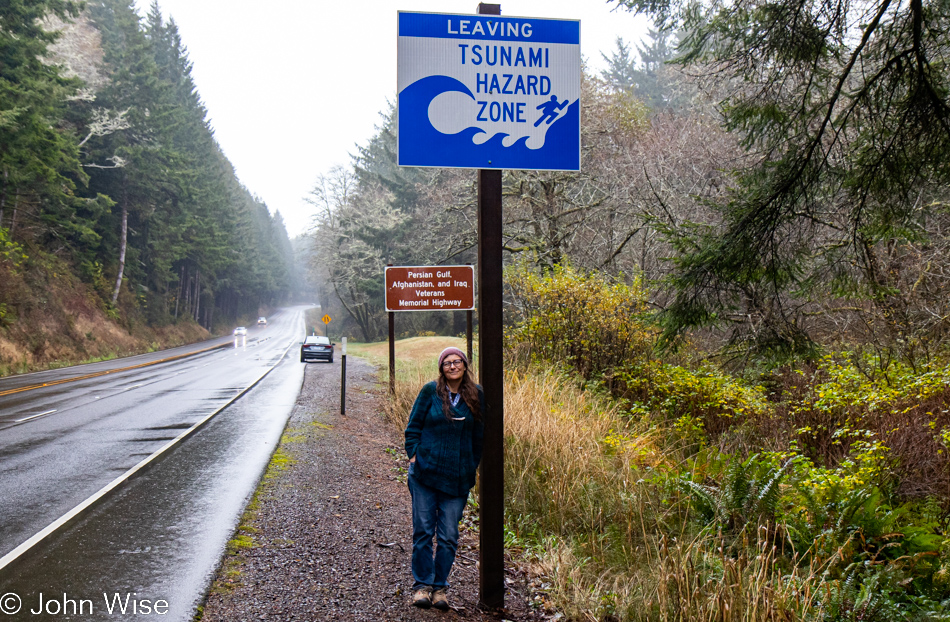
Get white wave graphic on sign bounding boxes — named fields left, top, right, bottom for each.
left=427, top=90, right=569, bottom=150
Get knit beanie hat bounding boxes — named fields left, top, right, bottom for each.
left=438, top=347, right=469, bottom=369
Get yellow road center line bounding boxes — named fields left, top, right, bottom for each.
left=0, top=342, right=230, bottom=398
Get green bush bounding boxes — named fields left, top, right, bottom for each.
left=769, top=354, right=950, bottom=500
left=0, top=227, right=27, bottom=267
left=616, top=360, right=769, bottom=439
left=504, top=261, right=654, bottom=381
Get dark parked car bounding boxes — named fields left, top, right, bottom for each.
left=300, top=336, right=333, bottom=363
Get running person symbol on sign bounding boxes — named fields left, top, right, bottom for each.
left=534, top=95, right=568, bottom=127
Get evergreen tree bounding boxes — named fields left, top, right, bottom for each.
left=611, top=0, right=950, bottom=359
left=601, top=29, right=684, bottom=111
left=0, top=0, right=292, bottom=331
left=601, top=37, right=638, bottom=93
left=85, top=0, right=168, bottom=305
left=631, top=27, right=676, bottom=110
left=77, top=0, right=292, bottom=325
left=0, top=0, right=85, bottom=239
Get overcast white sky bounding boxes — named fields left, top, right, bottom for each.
left=133, top=1, right=649, bottom=234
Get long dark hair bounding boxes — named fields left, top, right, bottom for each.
left=436, top=363, right=481, bottom=422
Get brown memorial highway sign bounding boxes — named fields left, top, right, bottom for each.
left=385, top=265, right=475, bottom=312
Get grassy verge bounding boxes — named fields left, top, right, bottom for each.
left=375, top=331, right=950, bottom=621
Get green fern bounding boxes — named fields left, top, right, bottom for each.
left=813, top=568, right=905, bottom=622
left=678, top=479, right=719, bottom=523
left=679, top=454, right=798, bottom=533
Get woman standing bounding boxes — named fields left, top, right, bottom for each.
left=404, top=347, right=485, bottom=610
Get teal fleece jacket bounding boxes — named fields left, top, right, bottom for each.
left=404, top=381, right=485, bottom=497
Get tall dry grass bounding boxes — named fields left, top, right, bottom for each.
left=502, top=367, right=820, bottom=621
left=381, top=344, right=818, bottom=621
left=386, top=359, right=438, bottom=431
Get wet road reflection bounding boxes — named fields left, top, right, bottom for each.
left=0, top=354, right=304, bottom=620
left=0, top=310, right=301, bottom=560
left=0, top=306, right=317, bottom=620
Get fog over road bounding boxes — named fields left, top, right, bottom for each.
left=0, top=307, right=320, bottom=620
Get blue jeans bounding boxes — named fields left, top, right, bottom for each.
left=407, top=466, right=468, bottom=591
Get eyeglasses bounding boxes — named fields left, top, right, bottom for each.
left=442, top=360, right=465, bottom=369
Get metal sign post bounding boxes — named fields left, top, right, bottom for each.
left=322, top=313, right=332, bottom=340
left=396, top=4, right=580, bottom=609
left=340, top=337, right=347, bottom=416
left=477, top=159, right=505, bottom=609
left=388, top=264, right=396, bottom=399
left=467, top=309, right=473, bottom=365
left=389, top=311, right=396, bottom=398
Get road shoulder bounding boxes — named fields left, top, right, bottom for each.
left=196, top=357, right=536, bottom=621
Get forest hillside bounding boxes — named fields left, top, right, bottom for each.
left=0, top=0, right=300, bottom=374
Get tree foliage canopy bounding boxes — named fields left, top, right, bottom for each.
left=0, top=0, right=295, bottom=329
left=612, top=0, right=950, bottom=360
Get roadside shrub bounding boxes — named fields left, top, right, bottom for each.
left=615, top=360, right=770, bottom=440
left=505, top=261, right=654, bottom=381
left=0, top=227, right=27, bottom=268
left=768, top=354, right=950, bottom=502
left=781, top=455, right=950, bottom=594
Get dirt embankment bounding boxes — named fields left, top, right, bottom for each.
left=0, top=255, right=212, bottom=376
left=197, top=357, right=544, bottom=622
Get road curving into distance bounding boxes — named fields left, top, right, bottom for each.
left=0, top=308, right=308, bottom=570
left=0, top=306, right=331, bottom=620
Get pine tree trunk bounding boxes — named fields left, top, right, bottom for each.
left=8, top=186, right=20, bottom=238
left=111, top=202, right=128, bottom=305
left=183, top=274, right=190, bottom=318
left=193, top=269, right=200, bottom=322
left=174, top=265, right=184, bottom=319
left=0, top=168, right=8, bottom=228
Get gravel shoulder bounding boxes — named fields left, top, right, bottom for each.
left=197, top=356, right=541, bottom=621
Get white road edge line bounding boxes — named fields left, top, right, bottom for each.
left=0, top=338, right=299, bottom=572
left=14, top=409, right=57, bottom=423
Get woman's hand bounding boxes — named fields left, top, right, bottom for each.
left=409, top=457, right=416, bottom=463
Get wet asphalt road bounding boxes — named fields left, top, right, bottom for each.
left=0, top=307, right=325, bottom=620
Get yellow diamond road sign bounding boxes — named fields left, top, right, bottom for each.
left=322, top=314, right=332, bottom=324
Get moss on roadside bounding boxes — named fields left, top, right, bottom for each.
left=194, top=417, right=336, bottom=620
left=196, top=441, right=297, bottom=613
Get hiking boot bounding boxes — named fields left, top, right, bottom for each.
left=411, top=587, right=432, bottom=609
left=431, top=588, right=449, bottom=611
